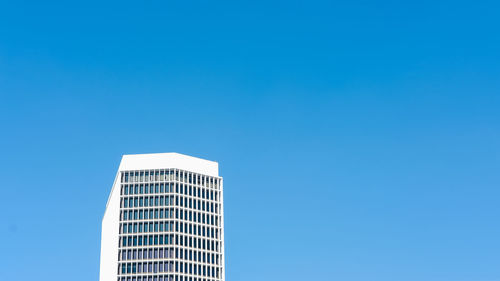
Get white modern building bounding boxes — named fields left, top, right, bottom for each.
left=100, top=153, right=225, bottom=281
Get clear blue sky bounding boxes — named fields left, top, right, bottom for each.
left=0, top=1, right=499, bottom=280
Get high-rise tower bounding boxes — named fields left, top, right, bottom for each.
left=100, top=153, right=225, bottom=281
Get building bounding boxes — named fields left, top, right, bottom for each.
left=100, top=153, right=225, bottom=281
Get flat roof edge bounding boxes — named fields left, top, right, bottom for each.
left=118, top=153, right=219, bottom=177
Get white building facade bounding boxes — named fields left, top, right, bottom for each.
left=100, top=153, right=225, bottom=281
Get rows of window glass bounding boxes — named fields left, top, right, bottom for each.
left=119, top=261, right=220, bottom=278
left=121, top=196, right=175, bottom=208
left=120, top=234, right=174, bottom=247
left=121, top=169, right=220, bottom=190
left=121, top=208, right=220, bottom=227
left=118, top=169, right=223, bottom=281
left=121, top=222, right=175, bottom=234
left=121, top=184, right=220, bottom=203
left=121, top=208, right=174, bottom=221
left=118, top=276, right=217, bottom=281
left=120, top=261, right=174, bottom=274
left=120, top=247, right=175, bottom=260
left=120, top=222, right=220, bottom=239
left=119, top=248, right=221, bottom=265
left=120, top=234, right=220, bottom=252
left=120, top=196, right=220, bottom=215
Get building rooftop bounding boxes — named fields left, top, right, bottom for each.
left=118, top=152, right=219, bottom=177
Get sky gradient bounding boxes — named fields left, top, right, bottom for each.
left=0, top=1, right=499, bottom=281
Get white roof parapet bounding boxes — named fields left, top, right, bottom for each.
left=118, top=152, right=219, bottom=177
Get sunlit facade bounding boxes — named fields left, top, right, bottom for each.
left=100, top=153, right=225, bottom=281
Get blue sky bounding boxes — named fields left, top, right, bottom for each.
left=0, top=1, right=499, bottom=280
